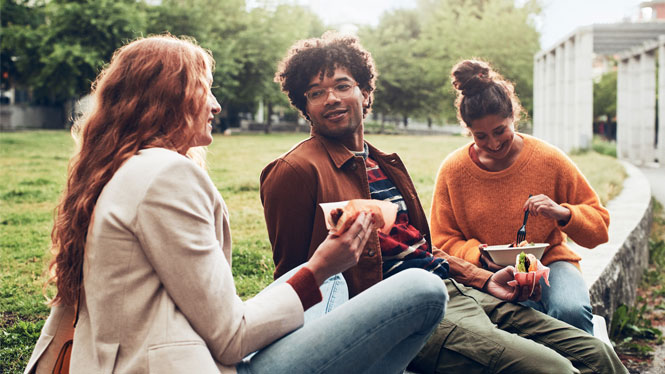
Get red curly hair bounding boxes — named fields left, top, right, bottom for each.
left=48, top=35, right=213, bottom=306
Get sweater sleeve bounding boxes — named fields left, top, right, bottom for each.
left=431, top=246, right=493, bottom=289
left=430, top=159, right=484, bottom=266
left=286, top=267, right=323, bottom=310
left=557, top=157, right=610, bottom=248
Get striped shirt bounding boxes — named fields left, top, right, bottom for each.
left=355, top=144, right=449, bottom=279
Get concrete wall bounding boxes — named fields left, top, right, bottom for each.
left=574, top=161, right=653, bottom=325
left=0, top=104, right=64, bottom=130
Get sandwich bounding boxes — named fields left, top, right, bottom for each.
left=515, top=251, right=538, bottom=273
left=329, top=200, right=386, bottom=235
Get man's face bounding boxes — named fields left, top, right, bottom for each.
left=305, top=67, right=369, bottom=140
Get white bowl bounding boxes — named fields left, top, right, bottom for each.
left=484, top=243, right=549, bottom=266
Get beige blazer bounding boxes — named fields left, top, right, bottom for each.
left=24, top=148, right=304, bottom=374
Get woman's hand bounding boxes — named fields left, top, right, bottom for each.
left=523, top=194, right=571, bottom=225
left=306, top=212, right=376, bottom=286
left=484, top=266, right=542, bottom=302
left=478, top=244, right=503, bottom=272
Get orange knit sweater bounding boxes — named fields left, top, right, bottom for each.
left=430, top=134, right=609, bottom=270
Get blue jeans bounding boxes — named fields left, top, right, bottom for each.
left=521, top=261, right=594, bottom=334
left=252, top=264, right=349, bottom=325
left=237, top=268, right=448, bottom=374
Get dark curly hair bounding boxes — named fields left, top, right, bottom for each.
left=451, top=59, right=524, bottom=128
left=275, top=31, right=377, bottom=122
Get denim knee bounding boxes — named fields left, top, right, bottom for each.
left=393, top=269, right=448, bottom=327
left=549, top=301, right=593, bottom=333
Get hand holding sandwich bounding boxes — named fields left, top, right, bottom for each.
left=305, top=212, right=377, bottom=286
left=483, top=267, right=542, bottom=302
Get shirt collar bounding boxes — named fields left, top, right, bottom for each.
left=352, top=142, right=369, bottom=160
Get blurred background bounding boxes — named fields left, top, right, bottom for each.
left=0, top=0, right=653, bottom=135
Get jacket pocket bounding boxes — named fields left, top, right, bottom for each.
left=148, top=341, right=219, bottom=374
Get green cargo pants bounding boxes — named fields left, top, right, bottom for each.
left=409, top=279, right=627, bottom=374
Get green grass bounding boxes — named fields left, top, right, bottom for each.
left=0, top=130, right=624, bottom=372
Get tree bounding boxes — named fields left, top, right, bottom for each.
left=593, top=70, right=617, bottom=121
left=1, top=0, right=46, bottom=93
left=147, top=0, right=247, bottom=108
left=231, top=3, right=324, bottom=131
left=4, top=0, right=146, bottom=105
left=360, top=9, right=446, bottom=129
left=416, top=0, right=541, bottom=122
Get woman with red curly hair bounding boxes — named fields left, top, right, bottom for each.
left=23, top=35, right=446, bottom=374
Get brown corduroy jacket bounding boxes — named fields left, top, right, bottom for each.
left=260, top=134, right=492, bottom=297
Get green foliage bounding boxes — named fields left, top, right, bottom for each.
left=4, top=0, right=541, bottom=126
left=146, top=0, right=248, bottom=105
left=649, top=239, right=665, bottom=270
left=361, top=9, right=445, bottom=125
left=591, top=135, right=617, bottom=158
left=594, top=69, right=618, bottom=121
left=230, top=3, right=324, bottom=126
left=569, top=151, right=625, bottom=205
left=610, top=301, right=663, bottom=356
left=359, top=0, right=541, bottom=123
left=0, top=0, right=45, bottom=90
left=3, top=0, right=146, bottom=104
left=0, top=317, right=46, bottom=374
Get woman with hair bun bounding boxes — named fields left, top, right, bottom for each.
left=23, top=34, right=447, bottom=374
left=430, top=59, right=609, bottom=334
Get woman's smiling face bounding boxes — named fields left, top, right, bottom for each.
left=469, top=114, right=516, bottom=161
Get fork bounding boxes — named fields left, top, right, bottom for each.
left=516, top=194, right=532, bottom=244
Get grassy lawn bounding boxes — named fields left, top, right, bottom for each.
left=0, top=130, right=624, bottom=372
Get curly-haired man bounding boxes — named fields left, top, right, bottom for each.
left=260, top=32, right=626, bottom=374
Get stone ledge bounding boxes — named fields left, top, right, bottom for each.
left=573, top=160, right=653, bottom=327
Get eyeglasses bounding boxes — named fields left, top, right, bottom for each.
left=304, top=82, right=358, bottom=105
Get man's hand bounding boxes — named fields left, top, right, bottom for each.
left=484, top=266, right=542, bottom=302
left=478, top=244, right=503, bottom=272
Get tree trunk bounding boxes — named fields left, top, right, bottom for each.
left=265, top=101, right=273, bottom=134
left=403, top=115, right=408, bottom=128
left=380, top=113, right=385, bottom=134
left=427, top=117, right=432, bottom=128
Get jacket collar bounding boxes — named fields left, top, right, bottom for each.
left=311, top=133, right=398, bottom=168
left=312, top=134, right=357, bottom=169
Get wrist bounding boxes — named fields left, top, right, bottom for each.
left=557, top=207, right=571, bottom=226
left=304, top=262, right=327, bottom=287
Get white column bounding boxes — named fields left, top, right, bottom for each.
left=638, top=49, right=656, bottom=164
left=533, top=55, right=544, bottom=138
left=628, top=55, right=641, bottom=162
left=546, top=51, right=557, bottom=145
left=616, top=58, right=630, bottom=160
left=564, top=38, right=576, bottom=152
left=574, top=30, right=594, bottom=151
left=554, top=44, right=566, bottom=151
left=536, top=53, right=551, bottom=143
left=659, top=36, right=665, bottom=164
